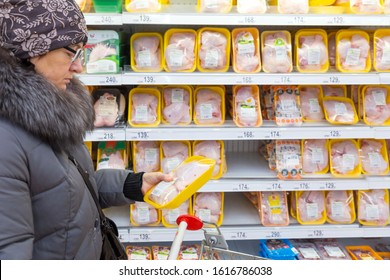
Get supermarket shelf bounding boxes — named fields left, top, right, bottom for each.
left=84, top=6, right=390, bottom=27
left=84, top=127, right=126, bottom=141
left=104, top=193, right=390, bottom=243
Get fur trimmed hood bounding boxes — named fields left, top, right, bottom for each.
left=0, top=47, right=94, bottom=152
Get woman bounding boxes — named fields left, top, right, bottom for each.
left=0, top=0, right=171, bottom=259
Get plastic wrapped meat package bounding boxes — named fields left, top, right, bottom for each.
left=178, top=245, right=201, bottom=260
left=162, top=86, right=192, bottom=125
left=164, top=30, right=196, bottom=72
left=130, top=201, right=160, bottom=226
left=346, top=246, right=383, bottom=260
left=131, top=33, right=163, bottom=72
left=326, top=190, right=356, bottom=224
left=322, top=85, right=346, bottom=97
left=194, top=192, right=224, bottom=226
left=193, top=140, right=224, bottom=179
left=152, top=246, right=170, bottom=260
left=350, top=0, right=383, bottom=14
left=97, top=141, right=126, bottom=170
left=194, top=87, right=225, bottom=125
left=259, top=191, right=289, bottom=227
left=129, top=88, right=161, bottom=127
left=278, top=0, right=309, bottom=13
left=328, top=32, right=336, bottom=67
left=236, top=0, right=267, bottom=13
left=299, top=86, right=325, bottom=122
left=357, top=189, right=390, bottom=226
left=262, top=31, right=293, bottom=73
left=233, top=85, right=262, bottom=127
left=134, top=141, right=160, bottom=172
left=323, top=97, right=358, bottom=124
left=330, top=139, right=361, bottom=177
left=259, top=239, right=298, bottom=260
left=198, top=28, right=230, bottom=72
left=126, top=246, right=152, bottom=260
left=126, top=0, right=161, bottom=12
left=232, top=28, right=261, bottom=73
left=362, top=86, right=390, bottom=125
left=262, top=86, right=275, bottom=121
left=302, top=139, right=329, bottom=174
left=162, top=199, right=191, bottom=227
left=291, top=241, right=322, bottom=260
left=273, top=86, right=302, bottom=126
left=92, top=89, right=126, bottom=128
left=161, top=141, right=190, bottom=174
left=374, top=30, right=390, bottom=71
left=359, top=139, right=389, bottom=175
left=198, top=0, right=232, bottom=13
left=314, top=240, right=351, bottom=260
left=266, top=141, right=277, bottom=171
left=296, top=191, right=326, bottom=225
left=276, top=140, right=302, bottom=180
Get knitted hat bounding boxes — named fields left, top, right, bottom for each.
left=0, top=0, right=88, bottom=59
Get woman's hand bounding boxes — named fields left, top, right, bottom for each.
left=141, top=172, right=174, bottom=195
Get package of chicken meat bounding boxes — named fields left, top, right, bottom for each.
left=325, top=190, right=356, bottom=224
left=133, top=141, right=161, bottom=173
left=276, top=140, right=302, bottom=180
left=346, top=246, right=383, bottom=260
left=131, top=32, right=163, bottom=72
left=236, top=0, right=267, bottom=13
left=314, top=239, right=351, bottom=260
left=128, top=88, right=161, bottom=127
left=350, top=0, right=383, bottom=14
left=197, top=0, right=233, bottom=13
left=144, top=156, right=216, bottom=209
left=152, top=246, right=170, bottom=260
left=232, top=85, right=262, bottom=127
left=278, top=0, right=309, bottom=14
left=232, top=28, right=261, bottom=73
left=373, top=29, right=390, bottom=72
left=322, top=85, right=347, bottom=97
left=130, top=201, right=161, bottom=226
left=358, top=139, right=389, bottom=175
left=323, top=97, right=358, bottom=125
left=273, top=86, right=302, bottom=126
left=296, top=191, right=327, bottom=225
left=163, top=29, right=197, bottom=72
left=357, top=189, right=390, bottom=226
left=329, top=139, right=362, bottom=177
left=193, top=140, right=225, bottom=179
left=126, top=246, right=152, bottom=260
left=362, top=85, right=390, bottom=125
left=290, top=240, right=322, bottom=260
left=261, top=31, right=293, bottom=73
left=193, top=192, right=224, bottom=226
left=162, top=199, right=191, bottom=228
left=298, top=85, right=325, bottom=122
left=92, top=88, right=126, bottom=128
left=301, top=139, right=329, bottom=174
left=193, top=87, right=225, bottom=126
left=161, top=141, right=191, bottom=174
left=96, top=141, right=127, bottom=170
left=177, top=244, right=201, bottom=260
left=259, top=191, right=290, bottom=227
left=162, top=86, right=192, bottom=125
left=125, top=0, right=162, bottom=12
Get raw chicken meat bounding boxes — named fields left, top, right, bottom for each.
left=194, top=140, right=222, bottom=177
left=131, top=202, right=159, bottom=225
left=131, top=93, right=158, bottom=125
left=363, top=86, right=390, bottom=125
left=233, top=31, right=261, bottom=73
left=126, top=0, right=161, bottom=12
left=335, top=0, right=349, bottom=4
left=97, top=150, right=126, bottom=170
left=328, top=33, right=336, bottom=67
left=194, top=192, right=223, bottom=224
left=300, top=86, right=325, bottom=122
left=133, top=35, right=161, bottom=70
left=350, top=0, right=383, bottom=14
left=326, top=191, right=354, bottom=223
left=233, top=86, right=261, bottom=127
left=278, top=0, right=309, bottom=14
left=93, top=90, right=126, bottom=128
left=260, top=192, right=289, bottom=226
left=374, top=36, right=390, bottom=71
left=360, top=139, right=389, bottom=175
left=88, top=43, right=117, bottom=63
left=297, top=34, right=328, bottom=72
left=199, top=31, right=228, bottom=71
left=322, top=85, right=345, bottom=97
left=262, top=32, right=293, bottom=73
left=337, top=34, right=370, bottom=71
left=297, top=191, right=326, bottom=224
left=194, top=89, right=223, bottom=125
left=198, top=0, right=232, bottom=13
left=161, top=141, right=189, bottom=174
left=302, top=139, right=329, bottom=174
left=237, top=0, right=267, bottom=13
left=330, top=140, right=360, bottom=175
left=323, top=99, right=357, bottom=124
left=162, top=87, right=191, bottom=125
left=358, top=189, right=390, bottom=226
left=165, top=32, right=196, bottom=72
left=162, top=200, right=190, bottom=225
left=385, top=0, right=390, bottom=13
left=135, top=141, right=160, bottom=172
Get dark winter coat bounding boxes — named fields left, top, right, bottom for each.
left=0, top=47, right=134, bottom=259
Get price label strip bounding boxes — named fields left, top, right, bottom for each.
left=85, top=129, right=126, bottom=141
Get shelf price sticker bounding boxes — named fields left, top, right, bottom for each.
left=265, top=182, right=283, bottom=191
left=128, top=130, right=152, bottom=140
left=319, top=181, right=337, bottom=190
left=307, top=230, right=325, bottom=238
left=89, top=129, right=126, bottom=141
left=230, top=231, right=248, bottom=239
left=276, top=76, right=293, bottom=84
left=236, top=16, right=258, bottom=25
left=131, top=233, right=152, bottom=242
left=265, top=231, right=282, bottom=239
left=238, top=76, right=254, bottom=84
left=85, top=14, right=122, bottom=25
left=327, top=76, right=341, bottom=84
left=232, top=183, right=251, bottom=192
left=323, top=130, right=342, bottom=138
left=138, top=75, right=158, bottom=84
left=292, top=16, right=306, bottom=25
left=118, top=229, right=129, bottom=242
left=298, top=182, right=310, bottom=190
left=98, top=75, right=121, bottom=85
left=327, top=16, right=345, bottom=25
left=237, top=131, right=256, bottom=139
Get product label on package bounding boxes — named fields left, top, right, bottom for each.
left=372, top=90, right=387, bottom=106
left=137, top=50, right=152, bottom=67
left=237, top=33, right=255, bottom=55
left=171, top=89, right=184, bottom=103
left=309, top=98, right=321, bottom=113
left=151, top=180, right=176, bottom=198
left=299, top=247, right=321, bottom=259
left=306, top=203, right=319, bottom=219
left=97, top=95, right=117, bottom=116
left=342, top=154, right=355, bottom=171
left=368, top=152, right=381, bottom=168
left=167, top=208, right=180, bottom=223
left=145, top=148, right=158, bottom=165
left=135, top=105, right=148, bottom=122
left=197, top=209, right=212, bottom=223
left=137, top=206, right=151, bottom=223
left=168, top=49, right=184, bottom=67
left=308, top=48, right=321, bottom=65
left=311, top=148, right=324, bottom=164
left=345, top=48, right=361, bottom=66
left=205, top=49, right=219, bottom=68
left=365, top=204, right=380, bottom=220
left=335, top=102, right=347, bottom=116
left=199, top=103, right=213, bottom=120
left=381, top=48, right=390, bottom=64
left=331, top=201, right=345, bottom=217
left=324, top=246, right=346, bottom=258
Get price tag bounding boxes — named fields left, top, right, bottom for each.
left=321, top=182, right=337, bottom=190
left=241, top=76, right=253, bottom=84
left=231, top=232, right=248, bottom=239
left=271, top=183, right=282, bottom=190
left=244, top=16, right=255, bottom=24
left=142, top=76, right=157, bottom=84
left=233, top=183, right=250, bottom=191
left=328, top=76, right=340, bottom=84
left=324, top=130, right=342, bottom=138
left=100, top=75, right=121, bottom=85
left=139, top=14, right=152, bottom=23
left=85, top=14, right=122, bottom=25
left=128, top=130, right=154, bottom=140
left=137, top=131, right=150, bottom=140
left=298, top=182, right=310, bottom=190
left=237, top=131, right=255, bottom=139
left=308, top=230, right=324, bottom=238
left=328, top=16, right=345, bottom=25
left=279, top=76, right=292, bottom=84
left=293, top=16, right=305, bottom=24
left=118, top=229, right=129, bottom=242
left=139, top=233, right=151, bottom=241
left=265, top=231, right=282, bottom=239
left=267, top=130, right=282, bottom=139
left=92, top=129, right=125, bottom=141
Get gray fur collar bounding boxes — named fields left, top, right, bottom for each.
left=0, top=47, right=94, bottom=152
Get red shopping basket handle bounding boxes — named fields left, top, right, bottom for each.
left=176, top=215, right=203, bottom=230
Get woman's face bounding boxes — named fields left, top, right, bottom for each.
left=30, top=44, right=84, bottom=90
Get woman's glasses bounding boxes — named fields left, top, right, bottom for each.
left=63, top=46, right=85, bottom=65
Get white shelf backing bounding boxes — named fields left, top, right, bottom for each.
left=105, top=193, right=390, bottom=243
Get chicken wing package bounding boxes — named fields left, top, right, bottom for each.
left=273, top=86, right=303, bottom=126
left=278, top=0, right=309, bottom=14
left=237, top=0, right=267, bottom=13
left=261, top=31, right=293, bottom=73
left=126, top=246, right=152, bottom=260
left=357, top=189, right=390, bottom=226
left=128, top=88, right=161, bottom=127
left=276, top=140, right=302, bottom=180
left=162, top=86, right=192, bottom=125
left=314, top=239, right=351, bottom=260
left=295, top=29, right=329, bottom=73
left=161, top=141, right=191, bottom=174
left=193, top=86, right=225, bottom=126
left=193, top=192, right=224, bottom=227
left=301, top=139, right=329, bottom=174
left=326, top=190, right=356, bottom=224
left=336, top=30, right=372, bottom=73
left=232, top=85, right=262, bottom=127
left=144, top=156, right=216, bottom=209
left=296, top=191, right=327, bottom=225
left=92, top=88, right=126, bottom=128
left=299, top=85, right=325, bottom=122
left=92, top=0, right=122, bottom=12
left=373, top=29, right=390, bottom=72
left=162, top=199, right=192, bottom=227
left=130, top=201, right=161, bottom=226
left=323, top=97, right=358, bottom=125
left=346, top=246, right=383, bottom=260
left=362, top=85, right=390, bottom=125
left=132, top=141, right=161, bottom=172
left=322, top=85, right=347, bottom=97
left=359, top=139, right=389, bottom=175
left=350, top=0, right=383, bottom=14
left=131, top=32, right=163, bottom=72
left=125, top=0, right=162, bottom=12
left=197, top=27, right=231, bottom=72
left=85, top=30, right=120, bottom=74
left=259, top=191, right=290, bottom=227
left=232, top=28, right=261, bottom=73
left=197, top=0, right=233, bottom=13
left=75, top=0, right=93, bottom=12
left=97, top=141, right=127, bottom=170
left=329, top=139, right=362, bottom=177
left=193, top=140, right=225, bottom=179
left=163, top=29, right=197, bottom=73
left=328, top=31, right=336, bottom=67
